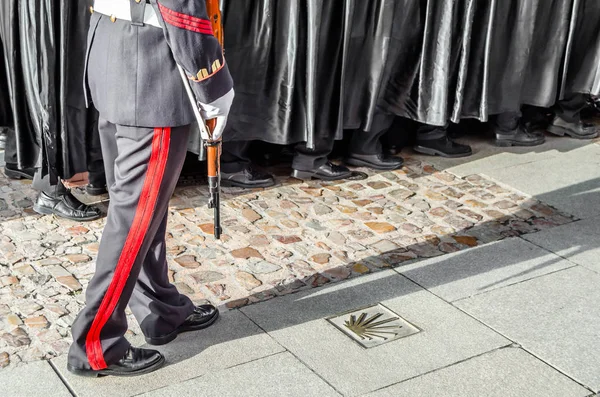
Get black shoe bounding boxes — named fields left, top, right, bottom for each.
left=547, top=115, right=599, bottom=139
left=582, top=96, right=600, bottom=123
left=33, top=191, right=102, bottom=221
left=145, top=304, right=220, bottom=346
left=292, top=161, right=352, bottom=181
left=3, top=163, right=35, bottom=180
left=345, top=153, right=404, bottom=170
left=413, top=136, right=473, bottom=158
left=86, top=184, right=108, bottom=196
left=494, top=125, right=545, bottom=147
left=67, top=347, right=165, bottom=377
left=221, top=166, right=275, bottom=188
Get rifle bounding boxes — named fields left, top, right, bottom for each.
left=176, top=0, right=224, bottom=239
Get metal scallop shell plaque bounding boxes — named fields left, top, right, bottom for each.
left=327, top=304, right=420, bottom=348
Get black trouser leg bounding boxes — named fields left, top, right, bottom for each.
left=87, top=115, right=106, bottom=187
left=416, top=124, right=448, bottom=142
left=3, top=127, right=18, bottom=165
left=348, top=130, right=382, bottom=155
left=293, top=135, right=336, bottom=171
left=555, top=93, right=587, bottom=123
left=493, top=111, right=521, bottom=134
left=32, top=170, right=67, bottom=197
left=221, top=140, right=251, bottom=173
left=348, top=112, right=395, bottom=155
left=414, top=123, right=472, bottom=157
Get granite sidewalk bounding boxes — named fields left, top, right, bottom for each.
left=1, top=136, right=600, bottom=396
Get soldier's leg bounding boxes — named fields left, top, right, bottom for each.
left=96, top=117, right=194, bottom=342
left=95, top=117, right=193, bottom=339
left=128, top=211, right=195, bottom=339
left=68, top=124, right=191, bottom=371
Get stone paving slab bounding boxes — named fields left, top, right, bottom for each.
left=456, top=266, right=600, bottom=393
left=140, top=352, right=341, bottom=397
left=407, top=135, right=592, bottom=177
left=364, top=347, right=590, bottom=397
left=241, top=270, right=510, bottom=397
left=480, top=143, right=600, bottom=219
left=0, top=157, right=575, bottom=368
left=52, top=309, right=284, bottom=397
left=523, top=217, right=600, bottom=274
left=396, top=237, right=575, bottom=302
left=0, top=360, right=71, bottom=397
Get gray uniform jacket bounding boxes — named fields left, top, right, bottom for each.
left=85, top=0, right=233, bottom=128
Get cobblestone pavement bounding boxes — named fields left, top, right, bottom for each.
left=0, top=157, right=575, bottom=369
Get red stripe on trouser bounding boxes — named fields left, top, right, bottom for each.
left=85, top=127, right=172, bottom=370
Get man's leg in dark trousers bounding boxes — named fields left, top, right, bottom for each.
left=549, top=93, right=598, bottom=139
left=31, top=160, right=101, bottom=220
left=345, top=113, right=403, bottom=170
left=3, top=128, right=17, bottom=164
left=348, top=112, right=396, bottom=156
left=220, top=140, right=275, bottom=188
left=293, top=135, right=336, bottom=171
left=68, top=123, right=195, bottom=371
left=3, top=127, right=37, bottom=180
left=32, top=170, right=68, bottom=196
left=555, top=93, right=587, bottom=123
left=221, top=140, right=251, bottom=173
left=413, top=123, right=472, bottom=158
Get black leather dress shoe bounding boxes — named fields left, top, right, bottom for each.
left=86, top=184, right=108, bottom=196
left=345, top=153, right=404, bottom=170
left=221, top=166, right=275, bottom=188
left=33, top=191, right=102, bottom=221
left=146, top=304, right=220, bottom=346
left=494, top=125, right=545, bottom=147
left=292, top=161, right=352, bottom=181
left=547, top=116, right=599, bottom=139
left=413, top=136, right=473, bottom=158
left=3, top=163, right=35, bottom=180
left=582, top=96, right=600, bottom=124
left=67, top=347, right=165, bottom=377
